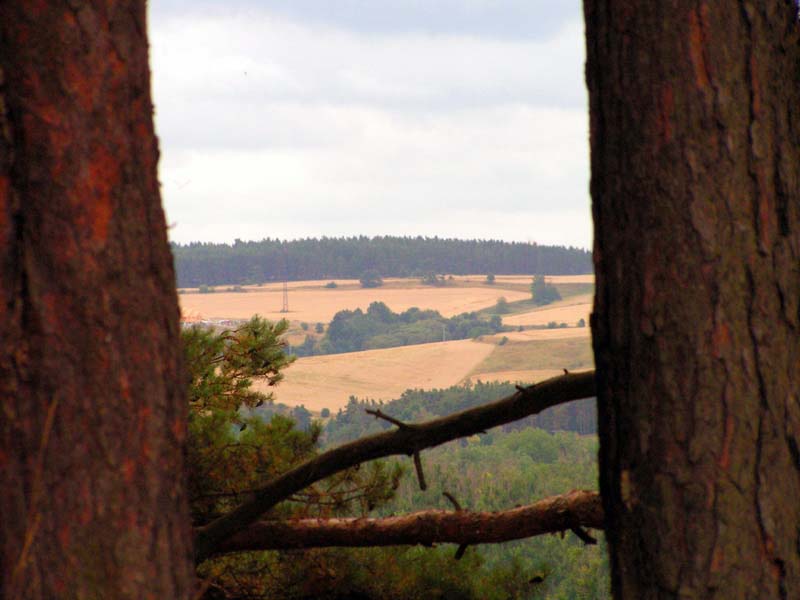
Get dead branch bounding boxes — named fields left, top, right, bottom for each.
left=442, top=492, right=462, bottom=512
left=412, top=451, right=427, bottom=490
left=570, top=526, right=598, bottom=545
left=194, top=370, right=596, bottom=563
left=454, top=544, right=469, bottom=560
left=211, top=490, right=602, bottom=555
left=365, top=408, right=409, bottom=429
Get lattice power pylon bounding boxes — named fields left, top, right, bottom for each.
left=280, top=246, right=289, bottom=313
left=281, top=279, right=289, bottom=313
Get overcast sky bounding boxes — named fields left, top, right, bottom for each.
left=148, top=1, right=591, bottom=249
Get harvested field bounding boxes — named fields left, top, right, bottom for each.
left=179, top=286, right=529, bottom=323
left=466, top=337, right=594, bottom=377
left=484, top=327, right=590, bottom=343
left=258, top=336, right=594, bottom=411
left=256, top=339, right=496, bottom=412
left=183, top=277, right=596, bottom=412
left=502, top=294, right=592, bottom=327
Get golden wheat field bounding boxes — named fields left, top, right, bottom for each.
left=187, top=276, right=596, bottom=412
left=256, top=339, right=496, bottom=412
left=180, top=285, right=529, bottom=323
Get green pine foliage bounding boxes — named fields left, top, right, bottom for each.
left=184, top=316, right=293, bottom=414
left=184, top=318, right=403, bottom=597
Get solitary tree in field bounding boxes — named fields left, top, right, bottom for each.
left=494, top=296, right=510, bottom=314
left=531, top=274, right=561, bottom=305
left=359, top=269, right=383, bottom=288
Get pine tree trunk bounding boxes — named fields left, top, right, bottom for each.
left=585, top=2, right=800, bottom=598
left=0, top=3, right=195, bottom=598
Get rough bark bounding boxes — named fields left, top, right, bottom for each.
left=194, top=370, right=596, bottom=562
left=585, top=1, right=800, bottom=598
left=212, top=490, right=603, bottom=555
left=0, top=3, right=195, bottom=598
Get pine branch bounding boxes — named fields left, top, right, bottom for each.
left=210, top=490, right=602, bottom=555
left=194, top=370, right=596, bottom=563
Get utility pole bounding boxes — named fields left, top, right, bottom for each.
left=280, top=245, right=289, bottom=313
left=281, top=280, right=289, bottom=313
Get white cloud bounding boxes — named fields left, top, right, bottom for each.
left=149, top=6, right=591, bottom=249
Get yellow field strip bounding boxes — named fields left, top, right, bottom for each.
left=256, top=339, right=495, bottom=412
left=180, top=286, right=529, bottom=323
left=502, top=294, right=592, bottom=327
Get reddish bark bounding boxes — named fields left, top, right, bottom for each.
left=585, top=2, right=800, bottom=598
left=0, top=3, right=194, bottom=598
left=213, top=491, right=603, bottom=554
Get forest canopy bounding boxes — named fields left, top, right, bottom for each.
left=172, top=236, right=592, bottom=287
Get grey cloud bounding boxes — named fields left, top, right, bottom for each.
left=150, top=2, right=592, bottom=248
left=151, top=0, right=581, bottom=40
left=150, top=13, right=586, bottom=151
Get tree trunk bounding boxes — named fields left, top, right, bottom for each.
left=0, top=3, right=195, bottom=598
left=585, top=2, right=800, bottom=598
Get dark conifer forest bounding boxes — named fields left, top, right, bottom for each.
left=172, top=236, right=592, bottom=287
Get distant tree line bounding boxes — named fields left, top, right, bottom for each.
left=293, top=301, right=503, bottom=356
left=172, top=236, right=593, bottom=287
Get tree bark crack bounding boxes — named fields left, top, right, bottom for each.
left=746, top=263, right=787, bottom=597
